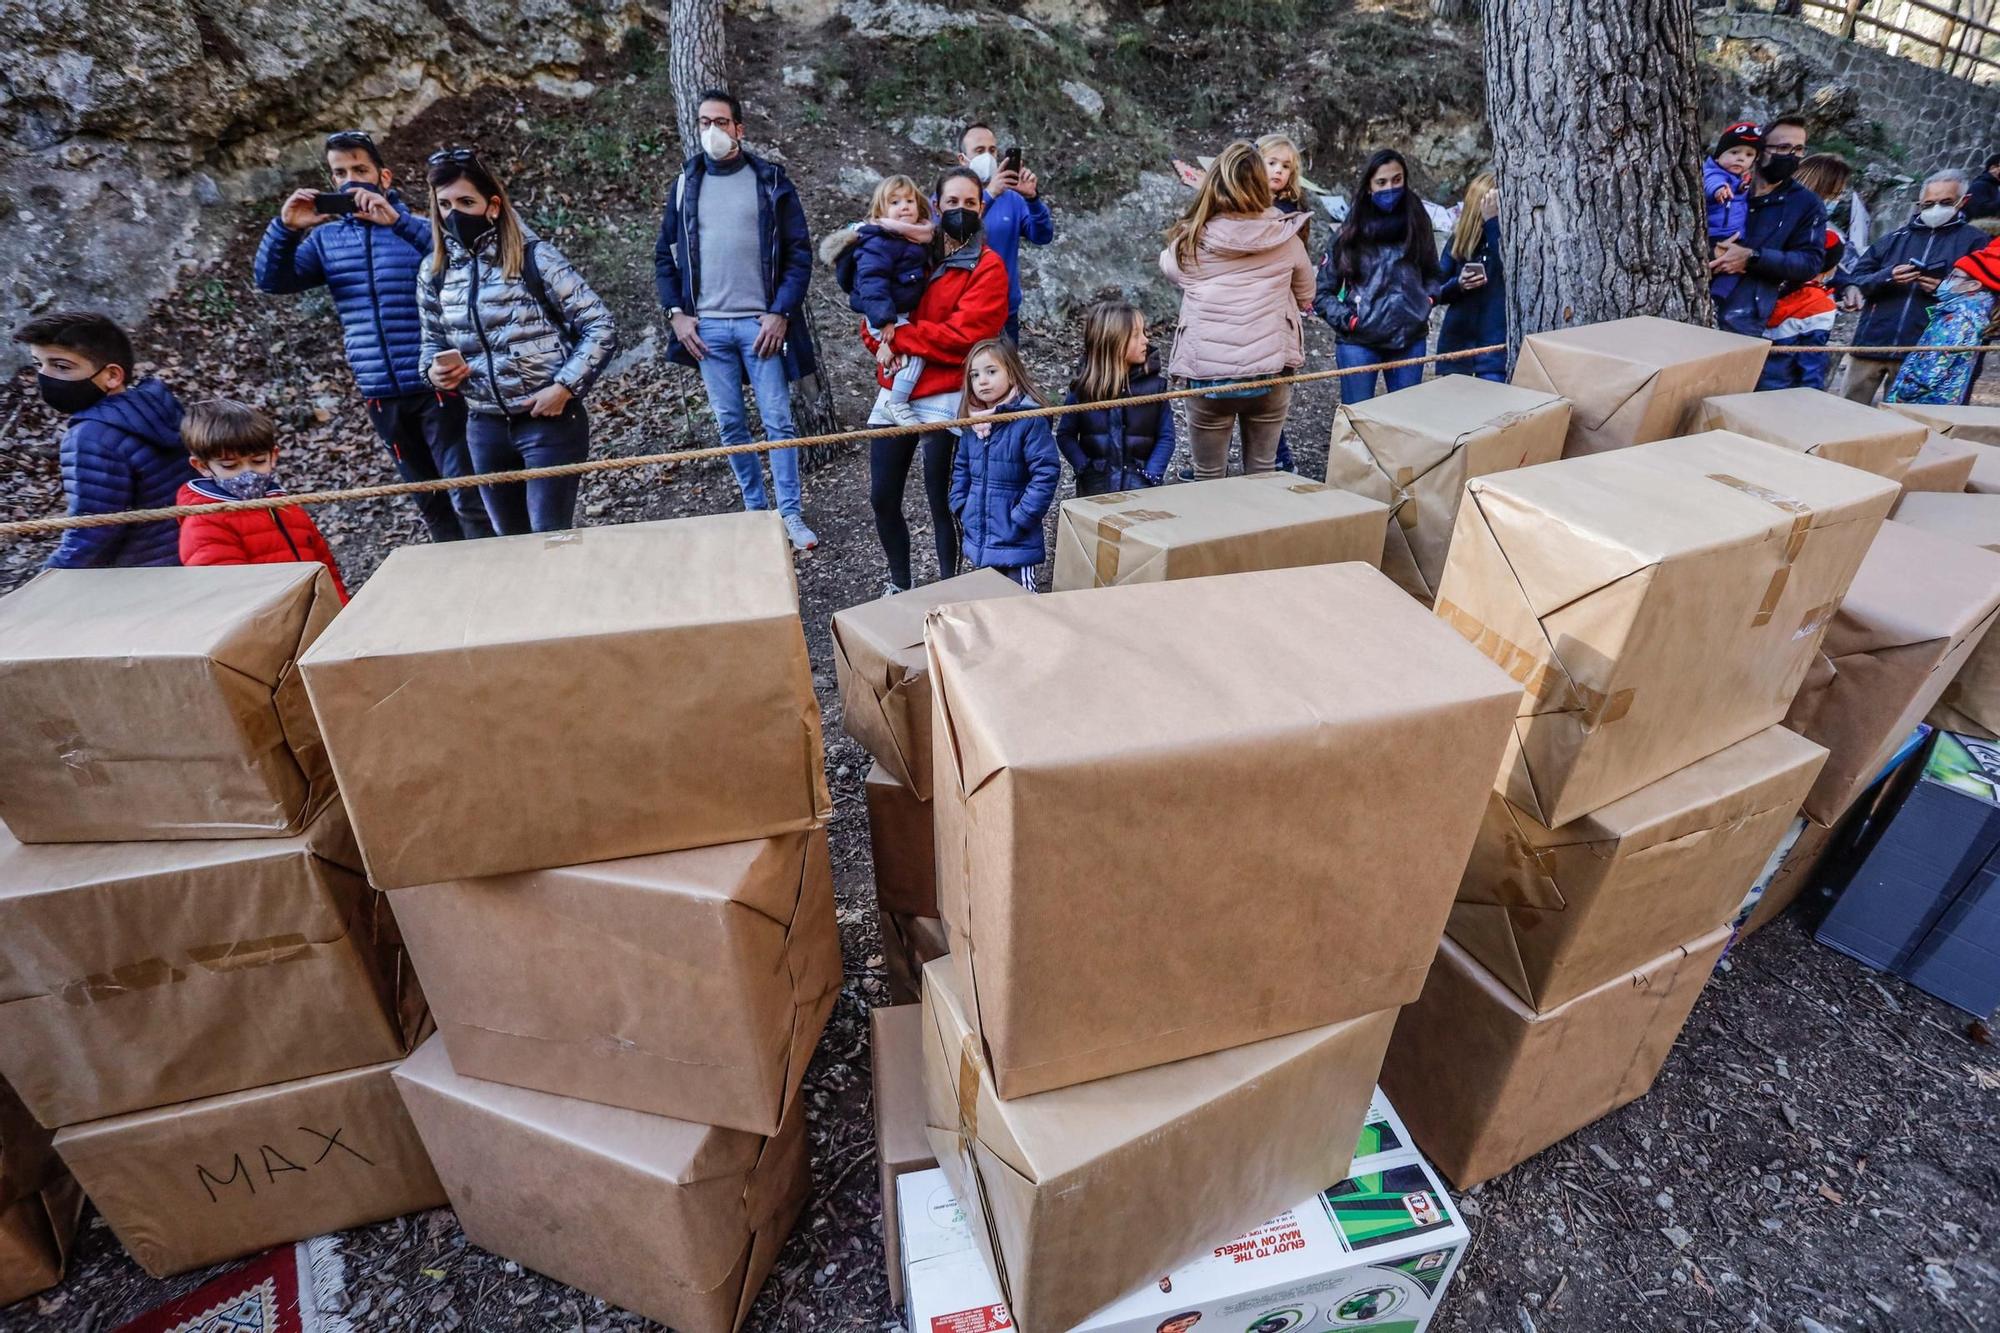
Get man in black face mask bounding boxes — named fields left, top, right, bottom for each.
left=1709, top=115, right=1828, bottom=378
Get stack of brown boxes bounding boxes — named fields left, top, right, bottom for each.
left=1894, top=495, right=2000, bottom=740
left=1386, top=432, right=1900, bottom=1188
left=298, top=515, right=837, bottom=1333
left=0, top=565, right=440, bottom=1278
left=917, top=564, right=1520, bottom=1329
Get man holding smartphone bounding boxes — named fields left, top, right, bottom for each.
left=957, top=122, right=1055, bottom=343
left=1836, top=168, right=1987, bottom=404
left=253, top=129, right=492, bottom=542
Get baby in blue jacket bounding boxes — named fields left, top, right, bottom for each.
left=1706, top=122, right=1761, bottom=302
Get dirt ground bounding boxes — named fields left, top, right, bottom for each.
left=5, top=13, right=2000, bottom=1333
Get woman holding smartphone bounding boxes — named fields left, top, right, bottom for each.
left=419, top=147, right=616, bottom=535
left=1436, top=171, right=1505, bottom=382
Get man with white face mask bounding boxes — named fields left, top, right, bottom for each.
left=957, top=121, right=1054, bottom=343
left=1836, top=167, right=1987, bottom=404
left=655, top=88, right=823, bottom=550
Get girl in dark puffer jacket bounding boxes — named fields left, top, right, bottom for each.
left=1056, top=300, right=1175, bottom=496
left=951, top=339, right=1061, bottom=588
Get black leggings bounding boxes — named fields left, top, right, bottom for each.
left=870, top=429, right=958, bottom=589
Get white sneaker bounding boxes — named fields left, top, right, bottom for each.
left=881, top=580, right=909, bottom=598
left=885, top=398, right=923, bottom=427
left=783, top=514, right=819, bottom=551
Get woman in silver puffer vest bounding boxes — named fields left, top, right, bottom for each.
left=420, top=148, right=617, bottom=535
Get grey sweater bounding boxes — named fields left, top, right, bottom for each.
left=697, top=162, right=767, bottom=318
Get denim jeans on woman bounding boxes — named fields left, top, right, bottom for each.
left=696, top=316, right=802, bottom=517
left=466, top=401, right=590, bottom=535
left=1336, top=335, right=1427, bottom=404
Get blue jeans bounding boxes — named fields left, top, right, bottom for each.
left=466, top=402, right=590, bottom=535
left=1758, top=331, right=1831, bottom=391
left=696, top=316, right=801, bottom=517
left=1336, top=336, right=1427, bottom=404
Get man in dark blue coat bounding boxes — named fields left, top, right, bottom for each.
left=1836, top=169, right=1988, bottom=404
left=655, top=89, right=823, bottom=552
left=1709, top=116, right=1827, bottom=389
left=254, top=130, right=491, bottom=541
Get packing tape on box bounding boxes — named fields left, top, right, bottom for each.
left=1392, top=467, right=1420, bottom=531
left=1434, top=598, right=1566, bottom=706
left=57, top=933, right=316, bottom=1005
left=955, top=1035, right=983, bottom=1142
left=1575, top=683, right=1636, bottom=731
left=1705, top=473, right=1815, bottom=629
left=1081, top=491, right=1144, bottom=506
left=1287, top=481, right=1329, bottom=494
left=1794, top=599, right=1839, bottom=643
left=1092, top=510, right=1177, bottom=586
left=36, top=722, right=111, bottom=789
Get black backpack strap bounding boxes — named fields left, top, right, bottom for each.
left=520, top=240, right=578, bottom=347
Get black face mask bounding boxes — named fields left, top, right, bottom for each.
left=1758, top=152, right=1801, bottom=185
left=37, top=372, right=107, bottom=416
left=939, top=208, right=980, bottom=242
left=444, top=209, right=495, bottom=249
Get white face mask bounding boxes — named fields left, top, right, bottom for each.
left=1920, top=202, right=1960, bottom=228
left=701, top=124, right=737, bottom=160
left=966, top=151, right=996, bottom=184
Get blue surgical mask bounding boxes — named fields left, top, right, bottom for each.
left=214, top=470, right=279, bottom=501
left=1371, top=186, right=1405, bottom=212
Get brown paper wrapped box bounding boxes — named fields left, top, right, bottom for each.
left=53, top=1056, right=442, bottom=1278
left=1893, top=495, right=2000, bottom=739
left=922, top=960, right=1395, bottom=1333
left=299, top=514, right=830, bottom=888
left=866, top=762, right=936, bottom=918
left=0, top=802, right=420, bottom=1127
left=930, top=564, right=1518, bottom=1097
left=1891, top=492, right=2000, bottom=549
left=1380, top=929, right=1729, bottom=1189
left=1969, top=445, right=2000, bottom=495
left=1887, top=402, right=2000, bottom=445
left=1737, top=816, right=1837, bottom=939
left=1900, top=433, right=1979, bottom=495
left=388, top=830, right=839, bottom=1135
left=1436, top=432, right=1898, bottom=827
left=1050, top=472, right=1389, bottom=591
left=0, top=565, right=337, bottom=844
left=1452, top=725, right=1824, bottom=1011
left=832, top=571, right=1030, bottom=800
left=1785, top=521, right=2000, bottom=824
left=1694, top=388, right=1925, bottom=483
left=394, top=1033, right=809, bottom=1333
left=871, top=1004, right=935, bottom=1311
left=0, top=1174, right=82, bottom=1307
left=1325, top=376, right=1570, bottom=603
left=1509, top=316, right=1767, bottom=457
left=881, top=910, right=948, bottom=1007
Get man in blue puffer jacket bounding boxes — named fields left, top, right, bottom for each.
left=13, top=311, right=194, bottom=569
left=255, top=130, right=491, bottom=542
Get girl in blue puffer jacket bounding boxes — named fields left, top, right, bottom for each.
left=951, top=339, right=1061, bottom=589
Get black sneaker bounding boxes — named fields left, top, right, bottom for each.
left=1175, top=465, right=1196, bottom=482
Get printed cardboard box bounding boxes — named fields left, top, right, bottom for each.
left=1896, top=495, right=2000, bottom=740
left=0, top=1174, right=82, bottom=1307
left=54, top=1056, right=442, bottom=1277
left=1900, top=433, right=1979, bottom=495
left=865, top=762, right=935, bottom=918
left=930, top=564, right=1518, bottom=1096
left=1695, top=388, right=1924, bottom=483
left=832, top=571, right=1030, bottom=801
left=300, top=514, right=829, bottom=887
left=1325, top=375, right=1571, bottom=603
left=1435, top=431, right=1898, bottom=827
left=1379, top=930, right=1729, bottom=1189
left=0, top=564, right=337, bottom=844
left=882, top=910, right=949, bottom=1007
left=1887, top=402, right=2000, bottom=445
left=1051, top=472, right=1389, bottom=591
left=1733, top=815, right=1833, bottom=939
left=871, top=1004, right=935, bottom=1311
left=393, top=1034, right=809, bottom=1333
left=388, top=830, right=839, bottom=1135
left=1509, top=316, right=1768, bottom=456
left=1451, top=726, right=1824, bottom=1011
left=921, top=959, right=1397, bottom=1333
left=0, top=802, right=420, bottom=1127
left=1785, top=521, right=2000, bottom=825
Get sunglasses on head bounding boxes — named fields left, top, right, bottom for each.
left=324, top=130, right=377, bottom=152
left=428, top=146, right=481, bottom=167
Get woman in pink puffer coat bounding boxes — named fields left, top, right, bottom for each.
left=1160, top=141, right=1315, bottom=480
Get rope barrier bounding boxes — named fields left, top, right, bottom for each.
left=2, top=337, right=1996, bottom=541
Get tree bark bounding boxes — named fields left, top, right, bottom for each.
left=1432, top=0, right=1478, bottom=19
left=670, top=0, right=727, bottom=161
left=1483, top=0, right=1712, bottom=350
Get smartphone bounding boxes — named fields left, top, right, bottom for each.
left=313, top=191, right=357, bottom=216
left=1002, top=145, right=1022, bottom=175
left=433, top=348, right=467, bottom=371
left=1461, top=261, right=1486, bottom=283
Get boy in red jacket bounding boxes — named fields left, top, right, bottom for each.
left=177, top=398, right=349, bottom=600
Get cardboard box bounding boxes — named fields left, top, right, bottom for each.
left=901, top=1095, right=1466, bottom=1333
left=0, top=564, right=337, bottom=844
left=1379, top=929, right=1728, bottom=1189
left=1901, top=432, right=1979, bottom=495
left=1436, top=431, right=1899, bottom=827
left=1887, top=402, right=2000, bottom=445
left=393, top=1033, right=808, bottom=1333
left=388, top=830, right=839, bottom=1135
left=1816, top=731, right=2000, bottom=1015
left=0, top=1076, right=56, bottom=1210
left=0, top=1174, right=82, bottom=1307
left=53, top=1056, right=442, bottom=1277
left=865, top=762, right=935, bottom=917
left=299, top=515, right=829, bottom=888
left=1509, top=316, right=1768, bottom=456
left=1785, top=521, right=2000, bottom=825
left=0, top=802, right=420, bottom=1127
left=1050, top=473, right=1389, bottom=591
left=1896, top=495, right=2000, bottom=740
left=930, top=565, right=1518, bottom=1096
left=1451, top=725, right=1824, bottom=1011
left=922, top=959, right=1397, bottom=1333
left=1734, top=815, right=1833, bottom=938
left=1891, top=492, right=2000, bottom=549
left=832, top=570, right=1030, bottom=800
left=1694, top=388, right=1925, bottom=482
left=1325, top=376, right=1571, bottom=603
left=881, top=910, right=948, bottom=1007
left=1969, top=445, right=2000, bottom=495
left=871, top=1004, right=935, bottom=1312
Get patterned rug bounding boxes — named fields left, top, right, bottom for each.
left=111, top=1236, right=351, bottom=1333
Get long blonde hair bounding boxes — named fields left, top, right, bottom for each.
left=1256, top=134, right=1305, bottom=207
left=961, top=338, right=1047, bottom=409
left=1450, top=171, right=1495, bottom=262
left=1074, top=300, right=1144, bottom=402
left=868, top=174, right=932, bottom=224
left=1167, top=141, right=1273, bottom=268
left=428, top=155, right=526, bottom=280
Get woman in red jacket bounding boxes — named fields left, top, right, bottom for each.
left=862, top=167, right=1011, bottom=593
left=177, top=398, right=349, bottom=600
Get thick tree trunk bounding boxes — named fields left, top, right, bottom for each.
left=1484, top=0, right=1712, bottom=349
left=670, top=0, right=727, bottom=161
